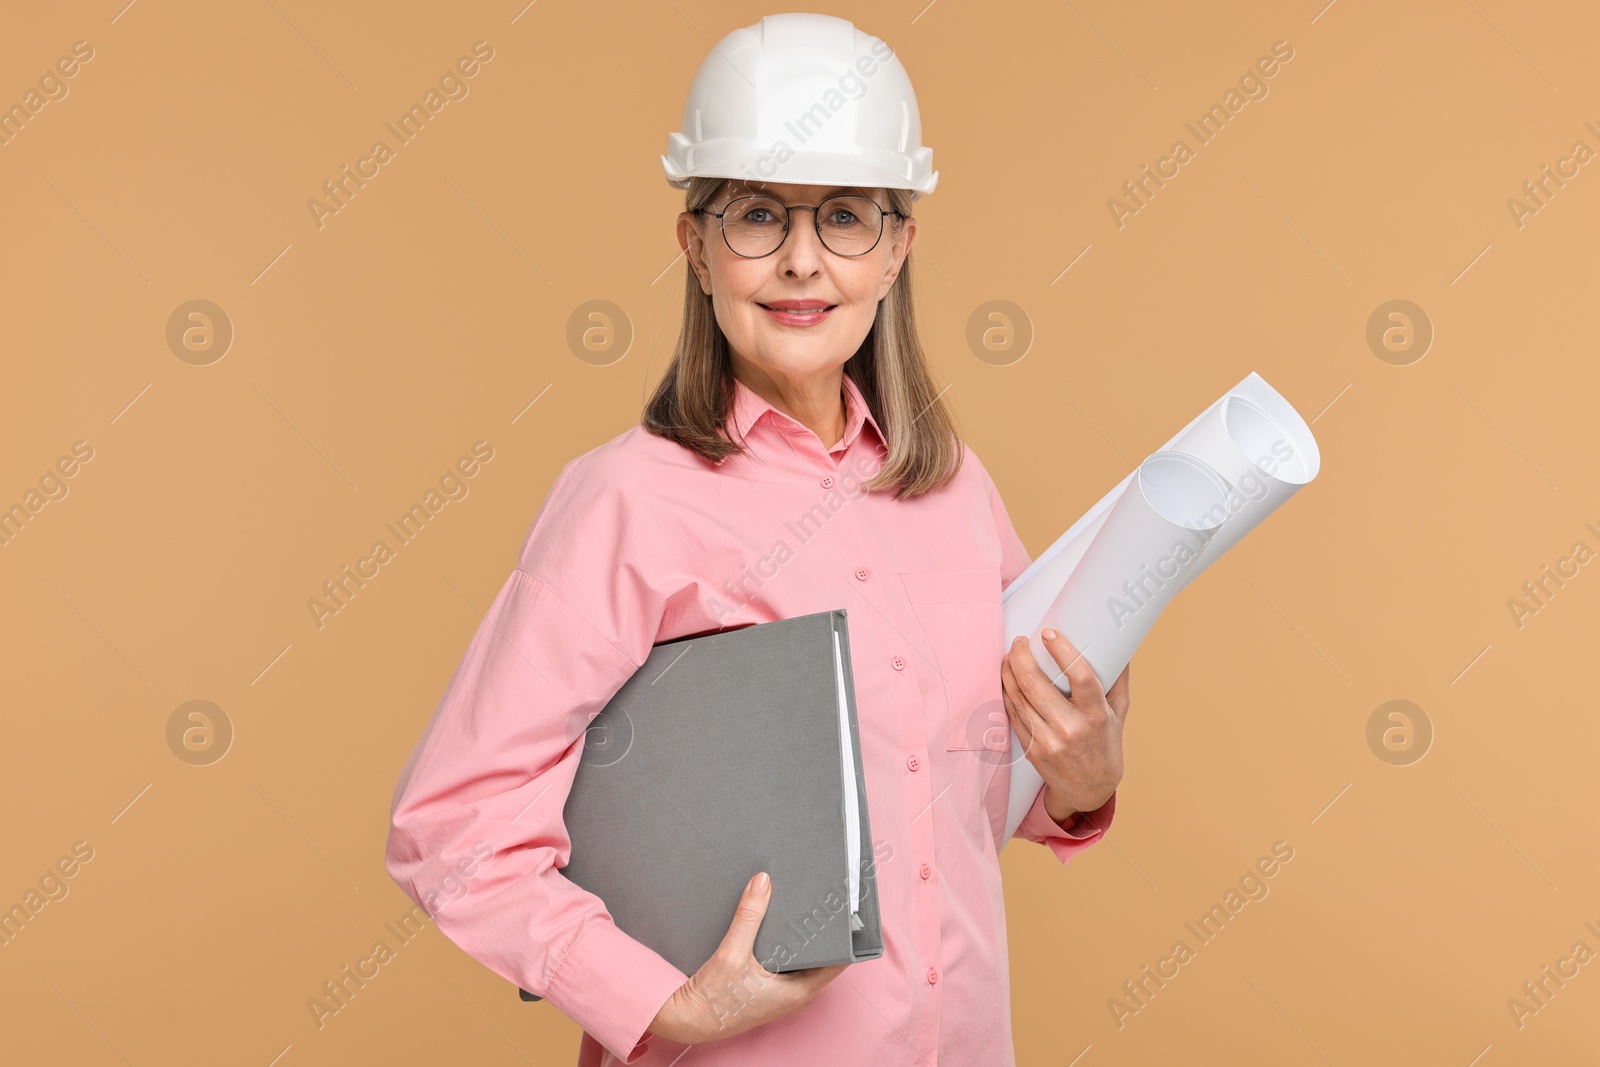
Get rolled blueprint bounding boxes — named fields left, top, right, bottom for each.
left=1025, top=451, right=1231, bottom=693
left=999, top=371, right=1321, bottom=847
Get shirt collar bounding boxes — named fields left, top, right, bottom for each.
left=726, top=372, right=885, bottom=457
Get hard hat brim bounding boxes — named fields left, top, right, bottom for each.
left=662, top=144, right=937, bottom=199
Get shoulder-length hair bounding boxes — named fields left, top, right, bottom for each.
left=642, top=175, right=964, bottom=500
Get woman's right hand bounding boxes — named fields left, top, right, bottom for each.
left=646, top=871, right=848, bottom=1045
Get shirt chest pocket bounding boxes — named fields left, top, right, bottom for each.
left=901, top=567, right=1008, bottom=752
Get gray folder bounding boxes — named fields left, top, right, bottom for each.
left=518, top=608, right=882, bottom=1001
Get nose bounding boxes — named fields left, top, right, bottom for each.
left=773, top=205, right=826, bottom=276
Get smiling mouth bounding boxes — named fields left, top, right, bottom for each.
left=758, top=304, right=838, bottom=311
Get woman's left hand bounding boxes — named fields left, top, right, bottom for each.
left=1000, top=627, right=1131, bottom=821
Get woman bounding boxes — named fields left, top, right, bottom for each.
left=385, top=13, right=1129, bottom=1066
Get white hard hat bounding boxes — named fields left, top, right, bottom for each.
left=661, top=13, right=938, bottom=199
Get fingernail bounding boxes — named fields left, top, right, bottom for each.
left=752, top=871, right=770, bottom=895
left=1042, top=628, right=1058, bottom=641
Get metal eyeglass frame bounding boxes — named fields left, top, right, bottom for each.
left=692, top=194, right=907, bottom=258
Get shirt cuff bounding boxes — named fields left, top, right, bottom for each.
left=1013, top=788, right=1116, bottom=864
left=543, top=920, right=689, bottom=1063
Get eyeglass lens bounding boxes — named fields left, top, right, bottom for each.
left=719, top=196, right=887, bottom=257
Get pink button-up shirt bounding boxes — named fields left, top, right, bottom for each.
left=384, top=371, right=1116, bottom=1066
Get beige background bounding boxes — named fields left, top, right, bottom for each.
left=2, top=0, right=1597, bottom=1063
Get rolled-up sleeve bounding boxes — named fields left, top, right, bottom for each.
left=1012, top=789, right=1116, bottom=863
left=384, top=458, right=687, bottom=1063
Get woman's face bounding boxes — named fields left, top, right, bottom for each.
left=678, top=181, right=916, bottom=386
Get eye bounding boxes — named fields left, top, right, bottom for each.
left=825, top=208, right=859, bottom=226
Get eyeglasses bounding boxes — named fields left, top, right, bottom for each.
left=693, top=194, right=906, bottom=258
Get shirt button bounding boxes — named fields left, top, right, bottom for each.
left=919, top=863, right=931, bottom=880
left=927, top=967, right=939, bottom=985
left=891, top=656, right=905, bottom=671
left=820, top=475, right=835, bottom=488
left=854, top=567, right=869, bottom=582
left=906, top=754, right=920, bottom=772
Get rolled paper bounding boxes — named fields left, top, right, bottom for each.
left=999, top=371, right=1321, bottom=847
left=1160, top=392, right=1320, bottom=594
left=1026, top=451, right=1231, bottom=692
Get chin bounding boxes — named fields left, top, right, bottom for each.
left=750, top=348, right=843, bottom=378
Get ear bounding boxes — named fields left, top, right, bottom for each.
left=875, top=214, right=916, bottom=302
left=678, top=211, right=714, bottom=296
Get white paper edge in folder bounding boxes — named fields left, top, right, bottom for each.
left=997, top=371, right=1322, bottom=847
left=834, top=629, right=863, bottom=930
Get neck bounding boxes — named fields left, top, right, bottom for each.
left=731, top=358, right=848, bottom=449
